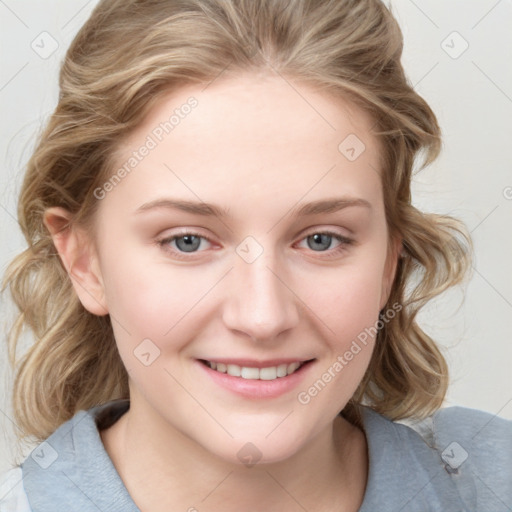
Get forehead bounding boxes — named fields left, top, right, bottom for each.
left=104, top=71, right=384, bottom=216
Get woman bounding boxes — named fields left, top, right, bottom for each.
left=1, top=1, right=511, bottom=510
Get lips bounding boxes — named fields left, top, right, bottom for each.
left=197, top=358, right=315, bottom=399
left=201, top=360, right=306, bottom=380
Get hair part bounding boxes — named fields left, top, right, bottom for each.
left=3, top=0, right=472, bottom=443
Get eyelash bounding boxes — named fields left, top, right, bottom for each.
left=156, top=229, right=354, bottom=260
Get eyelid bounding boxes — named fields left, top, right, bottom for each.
left=299, top=227, right=353, bottom=242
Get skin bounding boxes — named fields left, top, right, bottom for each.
left=45, top=70, right=400, bottom=512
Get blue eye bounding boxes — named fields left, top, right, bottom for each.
left=157, top=229, right=353, bottom=260
left=297, top=230, right=354, bottom=257
left=306, top=233, right=336, bottom=251
left=158, top=232, right=212, bottom=255
left=174, top=234, right=202, bottom=252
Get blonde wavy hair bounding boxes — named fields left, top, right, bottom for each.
left=3, top=0, right=472, bottom=443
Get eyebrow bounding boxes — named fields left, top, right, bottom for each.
left=134, top=197, right=371, bottom=218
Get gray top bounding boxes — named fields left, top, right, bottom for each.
left=3, top=399, right=511, bottom=511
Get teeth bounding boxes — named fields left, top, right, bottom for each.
left=287, top=362, right=300, bottom=374
left=259, top=367, right=277, bottom=380
left=241, top=367, right=260, bottom=379
left=276, top=364, right=288, bottom=377
left=206, top=360, right=305, bottom=380
left=226, top=364, right=241, bottom=377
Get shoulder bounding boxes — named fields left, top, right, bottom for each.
left=16, top=399, right=137, bottom=511
left=359, top=404, right=512, bottom=511
left=432, top=406, right=512, bottom=510
left=0, top=467, right=32, bottom=512
left=429, top=405, right=512, bottom=504
left=414, top=405, right=512, bottom=473
left=432, top=404, right=512, bottom=439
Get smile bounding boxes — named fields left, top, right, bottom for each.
left=197, top=358, right=315, bottom=399
left=203, top=360, right=305, bottom=380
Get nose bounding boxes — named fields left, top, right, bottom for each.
left=222, top=248, right=300, bottom=342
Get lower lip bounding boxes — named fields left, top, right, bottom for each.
left=196, top=360, right=315, bottom=399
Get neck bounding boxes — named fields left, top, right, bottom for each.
left=100, top=399, right=368, bottom=512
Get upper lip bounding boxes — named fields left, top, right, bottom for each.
left=198, top=358, right=315, bottom=368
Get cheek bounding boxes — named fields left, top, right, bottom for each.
left=294, top=267, right=384, bottom=414
left=100, top=249, right=205, bottom=347
left=103, top=263, right=204, bottom=393
left=313, top=258, right=387, bottom=337
left=301, top=256, right=386, bottom=393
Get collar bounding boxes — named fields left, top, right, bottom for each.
left=21, top=399, right=465, bottom=511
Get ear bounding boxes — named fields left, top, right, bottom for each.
left=379, top=236, right=402, bottom=311
left=43, top=207, right=109, bottom=316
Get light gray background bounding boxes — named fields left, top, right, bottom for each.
left=1, top=0, right=511, bottom=472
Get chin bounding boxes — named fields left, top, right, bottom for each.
left=197, top=427, right=312, bottom=468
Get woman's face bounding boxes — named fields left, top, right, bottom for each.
left=89, top=71, right=398, bottom=464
